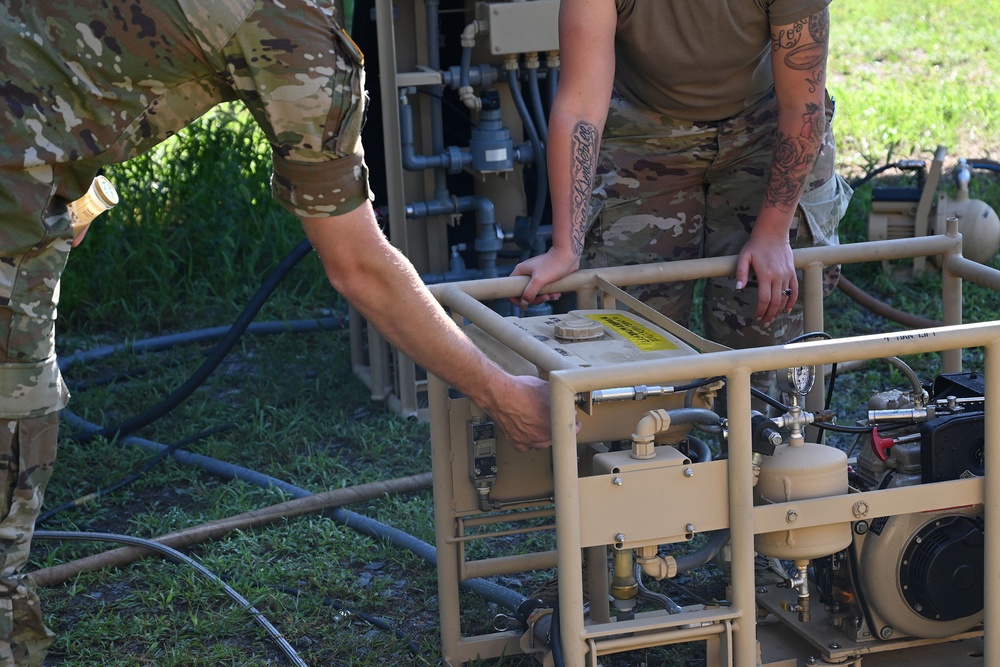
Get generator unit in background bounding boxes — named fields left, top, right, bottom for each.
left=426, top=235, right=996, bottom=667
left=868, top=145, right=1000, bottom=274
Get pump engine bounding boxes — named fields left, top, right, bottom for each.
left=807, top=372, right=985, bottom=644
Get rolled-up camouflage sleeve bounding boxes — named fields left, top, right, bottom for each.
left=220, top=0, right=374, bottom=218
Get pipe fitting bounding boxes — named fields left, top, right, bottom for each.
left=631, top=409, right=672, bottom=459
left=460, top=19, right=487, bottom=47
left=611, top=548, right=638, bottom=620
left=779, top=560, right=811, bottom=622
left=610, top=549, right=638, bottom=602
left=636, top=545, right=678, bottom=581
left=458, top=85, right=482, bottom=111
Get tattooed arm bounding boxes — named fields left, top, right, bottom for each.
left=736, top=7, right=830, bottom=325
left=510, top=0, right=617, bottom=309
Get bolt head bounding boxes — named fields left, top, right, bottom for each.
left=614, top=533, right=626, bottom=543
left=612, top=476, right=623, bottom=486
left=683, top=467, right=694, bottom=477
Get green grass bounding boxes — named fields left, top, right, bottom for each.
left=29, top=1, right=1000, bottom=665
left=61, top=103, right=332, bottom=336
left=829, top=0, right=1000, bottom=169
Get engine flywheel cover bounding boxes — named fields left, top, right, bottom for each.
left=899, top=515, right=984, bottom=621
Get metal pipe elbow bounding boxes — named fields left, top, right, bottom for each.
left=631, top=409, right=671, bottom=459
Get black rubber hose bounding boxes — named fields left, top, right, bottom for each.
left=59, top=317, right=349, bottom=372
left=836, top=275, right=941, bottom=330
left=683, top=434, right=714, bottom=464
left=750, top=387, right=789, bottom=413
left=968, top=160, right=1000, bottom=173
left=813, top=421, right=877, bottom=434
left=550, top=603, right=565, bottom=667
left=674, top=529, right=730, bottom=574
left=847, top=160, right=915, bottom=189
left=67, top=239, right=335, bottom=442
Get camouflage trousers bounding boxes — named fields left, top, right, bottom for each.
left=584, top=90, right=851, bottom=357
left=0, top=414, right=57, bottom=666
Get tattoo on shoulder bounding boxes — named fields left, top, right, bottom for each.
left=570, top=122, right=599, bottom=255
left=809, top=9, right=829, bottom=43
left=771, top=20, right=805, bottom=51
left=772, top=9, right=829, bottom=92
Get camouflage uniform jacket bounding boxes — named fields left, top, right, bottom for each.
left=0, top=0, right=371, bottom=418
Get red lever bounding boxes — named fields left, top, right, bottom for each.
left=871, top=428, right=893, bottom=462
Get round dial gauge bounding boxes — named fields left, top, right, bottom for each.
left=777, top=364, right=815, bottom=396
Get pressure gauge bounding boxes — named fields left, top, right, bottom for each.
left=777, top=364, right=816, bottom=397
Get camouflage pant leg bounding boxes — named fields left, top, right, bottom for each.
left=0, top=414, right=58, bottom=666
left=582, top=93, right=719, bottom=326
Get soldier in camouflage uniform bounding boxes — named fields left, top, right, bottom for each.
left=1, top=1, right=551, bottom=662
left=585, top=89, right=848, bottom=352
left=513, top=0, right=853, bottom=376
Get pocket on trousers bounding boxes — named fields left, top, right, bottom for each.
left=795, top=173, right=854, bottom=247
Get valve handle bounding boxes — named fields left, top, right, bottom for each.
left=871, top=427, right=894, bottom=462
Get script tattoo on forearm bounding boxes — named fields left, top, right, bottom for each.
left=765, top=101, right=824, bottom=212
left=569, top=121, right=599, bottom=255
left=771, top=9, right=829, bottom=92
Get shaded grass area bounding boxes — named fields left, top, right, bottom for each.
left=33, top=0, right=1000, bottom=664
left=39, top=329, right=443, bottom=666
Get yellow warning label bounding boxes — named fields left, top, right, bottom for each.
left=585, top=313, right=678, bottom=352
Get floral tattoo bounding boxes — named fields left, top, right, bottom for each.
left=766, top=102, right=824, bottom=212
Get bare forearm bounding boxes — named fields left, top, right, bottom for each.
left=763, top=7, right=830, bottom=230
left=761, top=102, right=825, bottom=225
left=548, top=113, right=602, bottom=259
left=304, top=208, right=497, bottom=394
left=301, top=206, right=551, bottom=449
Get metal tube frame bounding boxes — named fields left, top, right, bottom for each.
left=430, top=229, right=999, bottom=666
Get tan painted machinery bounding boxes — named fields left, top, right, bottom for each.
left=427, top=226, right=999, bottom=667
left=868, top=145, right=1000, bottom=273
left=346, top=2, right=999, bottom=665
